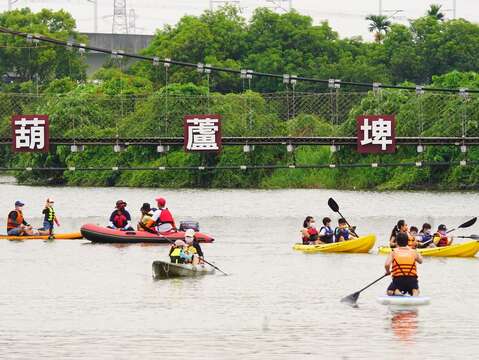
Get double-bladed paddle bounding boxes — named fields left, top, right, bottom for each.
left=446, top=217, right=477, bottom=234
left=455, top=234, right=479, bottom=240
left=328, top=197, right=359, bottom=237
left=341, top=274, right=389, bottom=306
left=421, top=217, right=477, bottom=246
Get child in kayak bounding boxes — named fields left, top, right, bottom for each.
left=433, top=224, right=453, bottom=247
left=169, top=240, right=187, bottom=264
left=385, top=232, right=423, bottom=296
left=334, top=218, right=356, bottom=242
left=417, top=223, right=433, bottom=248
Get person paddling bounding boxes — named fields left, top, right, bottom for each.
left=334, top=218, right=356, bottom=242
left=169, top=240, right=186, bottom=264
left=184, top=228, right=204, bottom=265
left=108, top=200, right=134, bottom=231
left=385, top=232, right=423, bottom=296
left=433, top=224, right=453, bottom=247
left=40, top=198, right=60, bottom=239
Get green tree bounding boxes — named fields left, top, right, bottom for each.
left=427, top=4, right=445, bottom=21
left=365, top=15, right=392, bottom=43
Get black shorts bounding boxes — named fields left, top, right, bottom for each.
left=387, top=276, right=419, bottom=295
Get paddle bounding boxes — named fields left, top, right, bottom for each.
left=446, top=217, right=477, bottom=234
left=421, top=217, right=477, bottom=246
left=148, top=227, right=229, bottom=276
left=200, top=258, right=228, bottom=276
left=341, top=274, right=389, bottom=306
left=327, top=197, right=359, bottom=237
left=455, top=234, right=479, bottom=240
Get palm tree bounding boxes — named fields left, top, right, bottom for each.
left=365, top=15, right=392, bottom=43
left=427, top=4, right=445, bottom=21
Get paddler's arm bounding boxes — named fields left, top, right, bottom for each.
left=139, top=221, right=158, bottom=234
left=415, top=251, right=423, bottom=264
left=384, top=253, right=393, bottom=275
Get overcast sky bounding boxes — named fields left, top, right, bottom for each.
left=3, top=0, right=477, bottom=40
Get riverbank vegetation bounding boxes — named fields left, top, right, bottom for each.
left=1, top=6, right=479, bottom=189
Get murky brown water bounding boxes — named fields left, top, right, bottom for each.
left=1, top=183, right=478, bottom=359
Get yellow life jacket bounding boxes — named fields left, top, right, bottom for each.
left=186, top=245, right=197, bottom=255
left=392, top=247, right=418, bottom=277
left=170, top=247, right=182, bottom=257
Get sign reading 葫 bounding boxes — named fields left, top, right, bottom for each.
left=357, top=115, right=396, bottom=154
left=11, top=115, right=50, bottom=153
left=184, top=115, right=222, bottom=152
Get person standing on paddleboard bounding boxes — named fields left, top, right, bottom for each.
left=385, top=232, right=423, bottom=296
left=40, top=198, right=60, bottom=239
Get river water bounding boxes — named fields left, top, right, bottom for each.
left=0, top=183, right=478, bottom=359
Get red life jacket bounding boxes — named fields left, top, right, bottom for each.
left=112, top=211, right=128, bottom=228
left=7, top=210, right=24, bottom=230
left=156, top=208, right=175, bottom=227
left=302, top=227, right=318, bottom=244
left=434, top=232, right=449, bottom=247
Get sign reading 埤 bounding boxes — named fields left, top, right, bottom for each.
left=357, top=115, right=396, bottom=153
left=184, top=115, right=222, bottom=152
left=11, top=115, right=49, bottom=153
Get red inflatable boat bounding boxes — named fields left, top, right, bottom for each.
left=80, top=224, right=214, bottom=244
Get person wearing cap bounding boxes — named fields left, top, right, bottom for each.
left=184, top=228, right=204, bottom=265
left=432, top=224, right=453, bottom=247
left=39, top=198, right=60, bottom=238
left=108, top=200, right=133, bottom=231
left=147, top=197, right=176, bottom=233
left=169, top=239, right=187, bottom=264
left=137, top=203, right=154, bottom=231
left=6, top=200, right=34, bottom=236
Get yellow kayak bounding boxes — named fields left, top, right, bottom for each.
left=293, top=234, right=376, bottom=254
left=0, top=232, right=83, bottom=240
left=378, top=241, right=479, bottom=257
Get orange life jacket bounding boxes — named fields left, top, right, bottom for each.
left=391, top=247, right=418, bottom=277
left=7, top=210, right=24, bottom=230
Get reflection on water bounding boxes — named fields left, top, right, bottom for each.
left=390, top=309, right=419, bottom=343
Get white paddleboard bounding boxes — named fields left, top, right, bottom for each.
left=377, top=295, right=431, bottom=306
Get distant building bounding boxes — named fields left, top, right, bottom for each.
left=80, top=33, right=154, bottom=75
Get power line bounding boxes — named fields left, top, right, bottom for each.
left=0, top=160, right=474, bottom=172
left=1, top=25, right=478, bottom=94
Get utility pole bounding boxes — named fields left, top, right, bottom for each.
left=86, top=0, right=98, bottom=33
left=112, top=0, right=128, bottom=34
left=453, top=0, right=456, bottom=19
left=128, top=9, right=136, bottom=34
left=8, top=0, right=19, bottom=11
left=379, top=0, right=383, bottom=15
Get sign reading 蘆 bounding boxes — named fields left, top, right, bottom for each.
left=12, top=115, right=49, bottom=153
left=357, top=115, right=396, bottom=153
left=184, top=115, right=221, bottom=152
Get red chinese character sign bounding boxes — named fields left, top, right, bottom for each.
left=357, top=115, right=396, bottom=153
left=11, top=115, right=50, bottom=153
left=184, top=115, right=222, bottom=152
